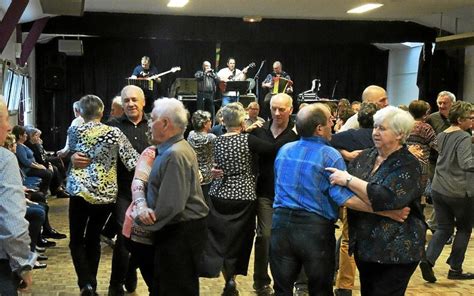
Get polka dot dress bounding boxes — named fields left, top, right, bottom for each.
left=209, top=133, right=256, bottom=201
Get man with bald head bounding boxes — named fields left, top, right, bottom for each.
left=339, top=85, right=388, bottom=132
left=251, top=93, right=298, bottom=295
left=270, top=103, right=376, bottom=295
left=108, top=85, right=150, bottom=295
left=0, top=96, right=36, bottom=295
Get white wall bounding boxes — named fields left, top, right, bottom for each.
left=386, top=45, right=423, bottom=107
left=463, top=46, right=474, bottom=104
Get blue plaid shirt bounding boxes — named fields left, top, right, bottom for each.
left=274, top=136, right=353, bottom=221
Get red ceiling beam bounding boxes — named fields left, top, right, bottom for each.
left=0, top=0, right=29, bottom=53
left=19, top=17, right=49, bottom=66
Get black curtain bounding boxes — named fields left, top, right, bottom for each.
left=35, top=38, right=216, bottom=150
left=219, top=42, right=388, bottom=101
left=35, top=37, right=388, bottom=151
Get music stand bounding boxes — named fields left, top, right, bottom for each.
left=225, top=81, right=250, bottom=99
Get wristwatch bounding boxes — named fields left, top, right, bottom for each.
left=345, top=175, right=353, bottom=187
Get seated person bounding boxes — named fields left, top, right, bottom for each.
left=3, top=133, right=66, bottom=244
left=25, top=127, right=69, bottom=198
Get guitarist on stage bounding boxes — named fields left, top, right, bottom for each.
left=217, top=58, right=249, bottom=106
left=130, top=56, right=161, bottom=113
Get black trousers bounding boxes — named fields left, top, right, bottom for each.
left=0, top=259, right=20, bottom=296
left=69, top=196, right=113, bottom=290
left=26, top=167, right=52, bottom=194
left=355, top=257, right=418, bottom=296
left=152, top=217, right=207, bottom=296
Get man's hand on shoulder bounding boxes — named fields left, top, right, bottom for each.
left=71, top=152, right=91, bottom=169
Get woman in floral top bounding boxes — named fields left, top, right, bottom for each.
left=328, top=106, right=426, bottom=296
left=66, top=95, right=139, bottom=295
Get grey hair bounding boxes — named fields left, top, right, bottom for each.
left=73, top=101, right=81, bottom=113
left=26, top=126, right=41, bottom=138
left=437, top=91, right=456, bottom=102
left=152, top=98, right=188, bottom=132
left=79, top=95, right=104, bottom=121
left=373, top=106, right=415, bottom=144
left=222, top=102, right=246, bottom=129
left=120, top=85, right=145, bottom=103
left=191, top=110, right=212, bottom=131
left=112, top=96, right=122, bottom=107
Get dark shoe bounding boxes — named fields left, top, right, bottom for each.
left=81, top=284, right=95, bottom=296
left=37, top=254, right=48, bottom=261
left=33, top=261, right=47, bottom=269
left=108, top=284, right=125, bottom=296
left=55, top=189, right=70, bottom=199
left=334, top=288, right=352, bottom=296
left=125, top=267, right=138, bottom=292
left=43, top=228, right=67, bottom=240
left=222, top=279, right=239, bottom=296
left=254, top=284, right=274, bottom=296
left=37, top=237, right=56, bottom=248
left=419, top=261, right=437, bottom=283
left=447, top=269, right=474, bottom=280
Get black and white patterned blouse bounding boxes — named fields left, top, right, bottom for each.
left=187, top=131, right=216, bottom=185
left=209, top=133, right=280, bottom=201
left=66, top=121, right=140, bottom=204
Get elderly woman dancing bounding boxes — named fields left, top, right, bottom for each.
left=200, top=102, right=283, bottom=296
left=419, top=101, right=474, bottom=283
left=328, top=106, right=426, bottom=296
left=67, top=95, right=139, bottom=296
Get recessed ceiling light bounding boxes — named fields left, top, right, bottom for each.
left=167, top=0, right=189, bottom=8
left=243, top=16, right=262, bottom=23
left=347, top=3, right=383, bottom=14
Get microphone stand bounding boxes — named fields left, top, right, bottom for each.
left=254, top=60, right=265, bottom=103
left=331, top=80, right=338, bottom=100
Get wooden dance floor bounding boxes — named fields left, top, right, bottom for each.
left=21, top=198, right=474, bottom=296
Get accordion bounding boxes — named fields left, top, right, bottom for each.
left=272, top=76, right=293, bottom=94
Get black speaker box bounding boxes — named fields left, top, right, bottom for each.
left=43, top=54, right=66, bottom=90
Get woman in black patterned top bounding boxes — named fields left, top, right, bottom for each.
left=200, top=103, right=282, bottom=295
left=328, top=106, right=426, bottom=296
left=187, top=110, right=216, bottom=204
left=66, top=95, right=139, bottom=295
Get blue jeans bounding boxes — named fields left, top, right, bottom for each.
left=25, top=204, right=46, bottom=251
left=425, top=191, right=473, bottom=270
left=270, top=208, right=335, bottom=296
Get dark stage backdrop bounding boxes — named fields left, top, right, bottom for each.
left=35, top=38, right=388, bottom=151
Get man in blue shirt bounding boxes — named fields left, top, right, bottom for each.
left=271, top=103, right=373, bottom=296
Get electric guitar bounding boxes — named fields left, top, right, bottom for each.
left=147, top=66, right=181, bottom=80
